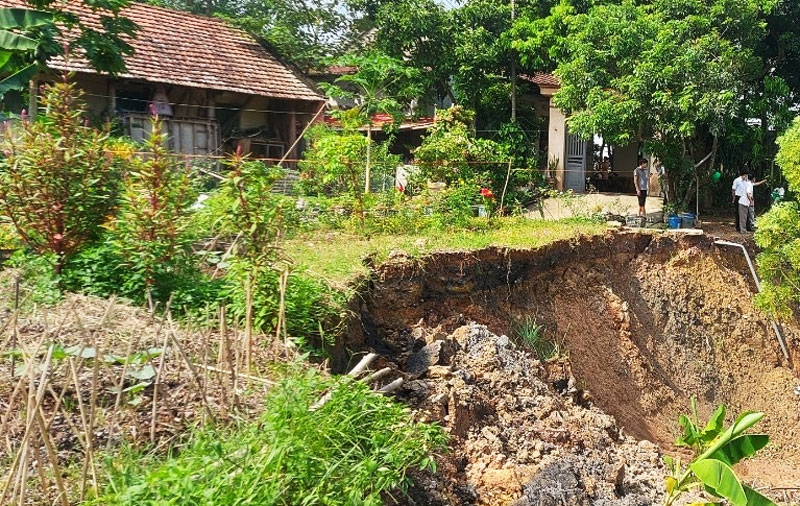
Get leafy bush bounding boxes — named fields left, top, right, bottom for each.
left=61, top=241, right=222, bottom=313
left=755, top=115, right=800, bottom=318
left=0, top=80, right=123, bottom=273
left=97, top=368, right=448, bottom=506
left=413, top=106, right=509, bottom=190
left=107, top=116, right=199, bottom=300
left=220, top=259, right=347, bottom=347
left=5, top=250, right=62, bottom=306
left=298, top=116, right=401, bottom=215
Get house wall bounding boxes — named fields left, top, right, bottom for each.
left=33, top=74, right=321, bottom=163
left=613, top=144, right=639, bottom=191
left=238, top=96, right=271, bottom=131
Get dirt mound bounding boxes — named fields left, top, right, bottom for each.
left=351, top=231, right=800, bottom=503
left=391, top=323, right=664, bottom=506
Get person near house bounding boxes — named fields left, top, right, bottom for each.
left=653, top=159, right=666, bottom=198
left=746, top=173, right=768, bottom=232
left=738, top=172, right=753, bottom=234
left=731, top=168, right=751, bottom=231
left=595, top=156, right=610, bottom=192
left=634, top=158, right=649, bottom=217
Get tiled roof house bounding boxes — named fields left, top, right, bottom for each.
left=1, top=0, right=324, bottom=161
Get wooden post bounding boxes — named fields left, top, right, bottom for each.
left=27, top=79, right=37, bottom=116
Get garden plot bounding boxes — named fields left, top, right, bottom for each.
left=352, top=232, right=800, bottom=505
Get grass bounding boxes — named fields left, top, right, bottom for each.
left=512, top=316, right=566, bottom=361
left=95, top=367, right=448, bottom=506
left=286, top=216, right=605, bottom=285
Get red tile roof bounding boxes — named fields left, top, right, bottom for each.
left=324, top=113, right=435, bottom=131
left=0, top=0, right=323, bottom=102
left=520, top=72, right=560, bottom=87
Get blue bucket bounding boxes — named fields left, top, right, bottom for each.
left=668, top=215, right=681, bottom=229
left=679, top=212, right=695, bottom=228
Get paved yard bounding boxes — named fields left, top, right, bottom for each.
left=536, top=192, right=664, bottom=221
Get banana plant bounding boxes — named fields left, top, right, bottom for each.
left=664, top=399, right=776, bottom=506
left=0, top=8, right=54, bottom=97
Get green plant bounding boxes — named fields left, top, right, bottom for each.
left=96, top=367, right=448, bottom=506
left=107, top=115, right=198, bottom=300
left=414, top=106, right=508, bottom=186
left=755, top=116, right=800, bottom=319
left=513, top=316, right=562, bottom=360
left=5, top=250, right=61, bottom=306
left=299, top=117, right=400, bottom=218
left=664, top=399, right=776, bottom=506
left=319, top=51, right=421, bottom=194
left=0, top=79, right=123, bottom=273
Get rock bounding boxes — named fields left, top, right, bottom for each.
left=427, top=365, right=452, bottom=378
left=406, top=340, right=444, bottom=376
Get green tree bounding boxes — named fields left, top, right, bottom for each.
left=353, top=0, right=454, bottom=106
left=754, top=115, right=800, bottom=319
left=513, top=0, right=772, bottom=208
left=0, top=80, right=122, bottom=273
left=320, top=51, right=420, bottom=194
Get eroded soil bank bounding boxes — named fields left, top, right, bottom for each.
left=345, top=232, right=800, bottom=504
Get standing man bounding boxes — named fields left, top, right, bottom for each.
left=746, top=173, right=768, bottom=232
left=738, top=173, right=753, bottom=234
left=731, top=168, right=748, bottom=231
left=634, top=158, right=649, bottom=217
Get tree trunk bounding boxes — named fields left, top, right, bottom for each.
left=365, top=127, right=372, bottom=194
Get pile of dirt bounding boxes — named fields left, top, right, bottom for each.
left=350, top=231, right=800, bottom=504
left=389, top=323, right=664, bottom=506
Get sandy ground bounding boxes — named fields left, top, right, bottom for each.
left=538, top=191, right=664, bottom=221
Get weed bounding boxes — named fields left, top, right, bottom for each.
left=95, top=367, right=448, bottom=506
left=6, top=250, right=62, bottom=306
left=513, top=316, right=563, bottom=360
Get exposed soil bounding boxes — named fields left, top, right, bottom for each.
left=348, top=230, right=800, bottom=504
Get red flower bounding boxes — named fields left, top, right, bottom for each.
left=480, top=187, right=495, bottom=199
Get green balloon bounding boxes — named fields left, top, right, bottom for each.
left=712, top=171, right=722, bottom=181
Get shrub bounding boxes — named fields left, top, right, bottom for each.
left=413, top=106, right=508, bottom=190
left=97, top=368, right=448, bottom=506
left=106, top=115, right=199, bottom=301
left=0, top=80, right=122, bottom=273
left=5, top=250, right=62, bottom=306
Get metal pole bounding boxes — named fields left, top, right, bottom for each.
left=714, top=240, right=789, bottom=360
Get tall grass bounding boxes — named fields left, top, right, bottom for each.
left=95, top=367, right=448, bottom=506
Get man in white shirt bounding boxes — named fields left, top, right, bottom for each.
left=738, top=173, right=753, bottom=233
left=746, top=172, right=768, bottom=231
left=731, top=168, right=748, bottom=231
